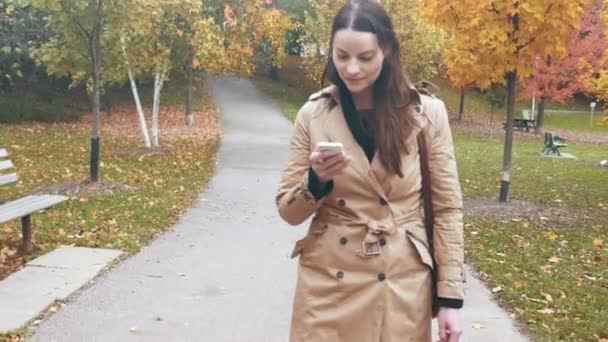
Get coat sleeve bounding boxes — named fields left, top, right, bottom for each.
left=426, top=98, right=466, bottom=300
left=276, top=101, right=326, bottom=226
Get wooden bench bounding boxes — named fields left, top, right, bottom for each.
left=0, top=148, right=68, bottom=256
left=542, top=132, right=568, bottom=156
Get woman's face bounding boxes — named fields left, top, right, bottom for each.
left=332, top=29, right=386, bottom=95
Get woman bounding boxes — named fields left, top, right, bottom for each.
left=276, top=1, right=465, bottom=341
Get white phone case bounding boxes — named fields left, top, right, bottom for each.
left=316, top=142, right=344, bottom=155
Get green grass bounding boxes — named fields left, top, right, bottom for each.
left=466, top=217, right=608, bottom=341
left=0, top=94, right=83, bottom=124
left=253, top=74, right=608, bottom=341
left=254, top=76, right=308, bottom=122
left=433, top=77, right=608, bottom=135
left=0, top=81, right=220, bottom=338
left=432, top=77, right=593, bottom=118
left=454, top=133, right=608, bottom=209
left=543, top=114, right=608, bottom=134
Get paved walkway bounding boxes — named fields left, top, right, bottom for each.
left=30, top=77, right=529, bottom=341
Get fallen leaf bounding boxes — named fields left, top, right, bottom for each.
left=584, top=275, right=597, bottom=281
left=537, top=308, right=555, bottom=315
left=541, top=293, right=553, bottom=302
left=545, top=231, right=559, bottom=241
left=492, top=285, right=503, bottom=293
left=472, top=323, right=486, bottom=329
left=592, top=239, right=604, bottom=252
left=548, top=256, right=561, bottom=263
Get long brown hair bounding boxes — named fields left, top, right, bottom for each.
left=322, top=0, right=419, bottom=177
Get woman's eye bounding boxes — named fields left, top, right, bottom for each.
left=359, top=55, right=373, bottom=62
left=337, top=55, right=349, bottom=60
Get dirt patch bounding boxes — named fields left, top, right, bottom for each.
left=464, top=198, right=587, bottom=230
left=32, top=181, right=136, bottom=197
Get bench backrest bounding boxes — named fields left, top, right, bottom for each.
left=0, top=148, right=18, bottom=186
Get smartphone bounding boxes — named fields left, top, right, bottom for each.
left=316, top=142, right=344, bottom=155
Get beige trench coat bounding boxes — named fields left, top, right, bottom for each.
left=276, top=85, right=465, bottom=342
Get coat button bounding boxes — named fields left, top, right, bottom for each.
left=379, top=238, right=386, bottom=246
left=337, top=271, right=344, bottom=279
left=380, top=198, right=388, bottom=206
left=340, top=237, right=348, bottom=245
left=378, top=273, right=386, bottom=281
left=338, top=199, right=346, bottom=207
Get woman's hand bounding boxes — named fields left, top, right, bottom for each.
left=309, top=150, right=351, bottom=184
left=437, top=307, right=463, bottom=342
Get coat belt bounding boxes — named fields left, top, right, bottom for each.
left=314, top=210, right=420, bottom=259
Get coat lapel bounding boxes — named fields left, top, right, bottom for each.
left=318, top=85, right=433, bottom=199
left=322, top=104, right=387, bottom=198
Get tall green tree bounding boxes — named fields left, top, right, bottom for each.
left=31, top=0, right=106, bottom=182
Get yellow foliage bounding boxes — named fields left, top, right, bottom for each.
left=422, top=1, right=591, bottom=90
left=580, top=2, right=608, bottom=105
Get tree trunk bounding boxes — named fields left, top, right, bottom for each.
left=121, top=35, right=151, bottom=147
left=488, top=108, right=495, bottom=138
left=152, top=71, right=165, bottom=147
left=458, top=89, right=465, bottom=120
left=128, top=69, right=151, bottom=147
left=103, top=92, right=112, bottom=116
left=499, top=71, right=517, bottom=202
left=89, top=0, right=104, bottom=183
left=270, top=65, right=280, bottom=80
left=535, top=96, right=546, bottom=134
left=185, top=70, right=194, bottom=126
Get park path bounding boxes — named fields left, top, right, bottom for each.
left=30, top=77, right=529, bottom=342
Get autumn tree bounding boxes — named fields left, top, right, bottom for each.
left=442, top=39, right=505, bottom=120
left=299, top=0, right=344, bottom=86
left=251, top=2, right=295, bottom=80
left=581, top=1, right=608, bottom=125
left=31, top=0, right=106, bottom=182
left=520, top=0, right=606, bottom=133
left=423, top=1, right=591, bottom=202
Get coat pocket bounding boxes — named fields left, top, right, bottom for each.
left=290, top=219, right=329, bottom=259
left=290, top=237, right=308, bottom=259
left=405, top=230, right=434, bottom=270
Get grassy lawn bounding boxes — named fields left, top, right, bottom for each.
left=435, top=79, right=608, bottom=135
left=0, top=81, right=221, bottom=340
left=543, top=114, right=608, bottom=134
left=253, top=74, right=608, bottom=341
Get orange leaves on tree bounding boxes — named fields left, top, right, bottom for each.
left=521, top=0, right=606, bottom=104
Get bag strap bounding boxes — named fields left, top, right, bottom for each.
left=417, top=132, right=434, bottom=251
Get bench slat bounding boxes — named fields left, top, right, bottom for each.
left=0, top=149, right=7, bottom=158
left=0, top=195, right=68, bottom=224
left=0, top=173, right=18, bottom=186
left=0, top=160, right=14, bottom=171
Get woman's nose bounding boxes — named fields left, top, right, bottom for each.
left=346, top=61, right=360, bottom=76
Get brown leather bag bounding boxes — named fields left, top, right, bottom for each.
left=417, top=132, right=439, bottom=318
